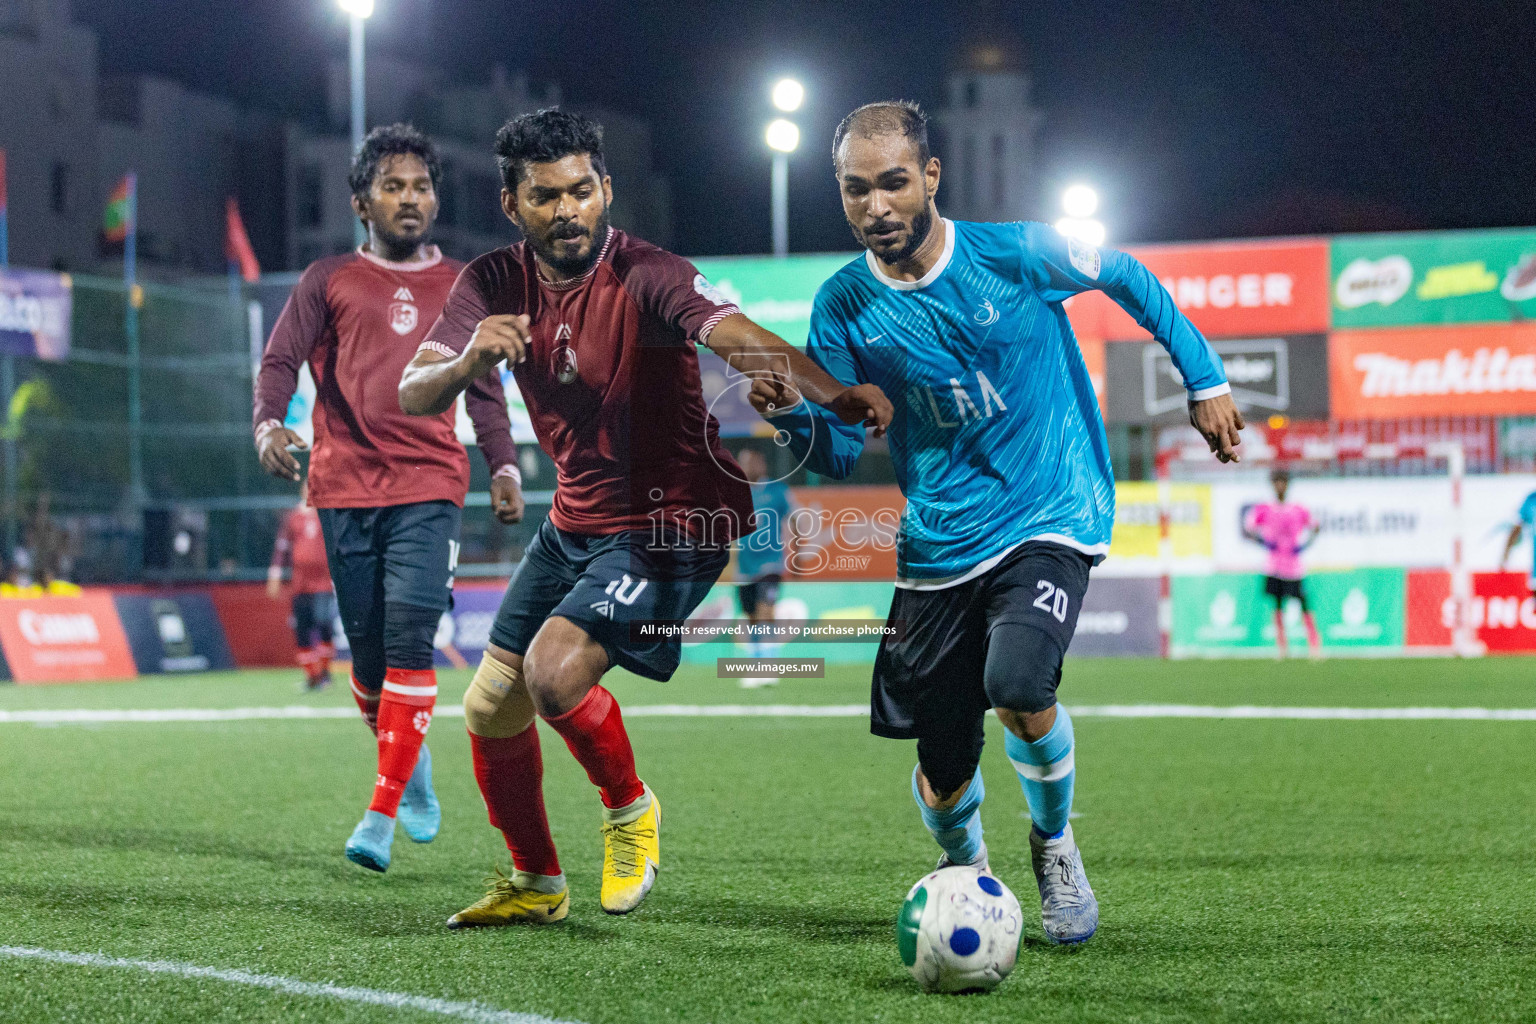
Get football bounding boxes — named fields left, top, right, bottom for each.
left=897, top=865, right=1024, bottom=993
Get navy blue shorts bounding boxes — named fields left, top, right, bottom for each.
left=737, top=573, right=782, bottom=616
left=871, top=541, right=1091, bottom=742
left=318, top=501, right=462, bottom=641
left=290, top=591, right=336, bottom=646
left=489, top=518, right=729, bottom=681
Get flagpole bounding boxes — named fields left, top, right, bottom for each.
left=124, top=173, right=144, bottom=508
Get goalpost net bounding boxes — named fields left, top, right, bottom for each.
left=1153, top=424, right=1481, bottom=658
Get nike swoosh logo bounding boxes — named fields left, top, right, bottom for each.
left=864, top=335, right=884, bottom=345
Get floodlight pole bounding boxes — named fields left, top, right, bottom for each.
left=349, top=10, right=367, bottom=247
left=771, top=154, right=789, bottom=257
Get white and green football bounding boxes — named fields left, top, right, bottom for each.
left=897, top=865, right=1023, bottom=993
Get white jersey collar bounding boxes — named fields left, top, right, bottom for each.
left=356, top=244, right=443, bottom=271
left=865, top=218, right=954, bottom=291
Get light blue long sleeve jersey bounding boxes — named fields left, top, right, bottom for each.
left=766, top=219, right=1230, bottom=589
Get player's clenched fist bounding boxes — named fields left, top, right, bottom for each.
left=829, top=383, right=893, bottom=438
left=464, top=314, right=532, bottom=374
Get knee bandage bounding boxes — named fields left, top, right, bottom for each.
left=983, top=622, right=1065, bottom=714
left=463, top=654, right=536, bottom=738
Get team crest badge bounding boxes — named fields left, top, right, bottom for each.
left=388, top=301, right=418, bottom=335
left=554, top=345, right=578, bottom=384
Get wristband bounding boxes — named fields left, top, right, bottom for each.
left=492, top=463, right=522, bottom=488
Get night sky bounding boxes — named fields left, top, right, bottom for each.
left=75, top=0, right=1536, bottom=258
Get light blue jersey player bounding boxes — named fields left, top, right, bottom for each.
left=751, top=102, right=1244, bottom=945
left=1499, top=491, right=1536, bottom=588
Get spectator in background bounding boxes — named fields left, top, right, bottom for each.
left=1243, top=468, right=1321, bottom=660
left=269, top=480, right=337, bottom=691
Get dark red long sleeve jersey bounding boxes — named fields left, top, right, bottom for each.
left=271, top=505, right=331, bottom=595
left=254, top=246, right=516, bottom=509
left=421, top=228, right=754, bottom=543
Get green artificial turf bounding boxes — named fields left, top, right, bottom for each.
left=1, top=659, right=1534, bottom=1022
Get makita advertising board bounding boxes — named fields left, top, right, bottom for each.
left=1329, top=323, right=1536, bottom=419
left=1104, top=334, right=1329, bottom=424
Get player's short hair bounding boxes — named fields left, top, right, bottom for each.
left=495, top=108, right=608, bottom=190
left=348, top=123, right=441, bottom=202
left=832, top=100, right=930, bottom=169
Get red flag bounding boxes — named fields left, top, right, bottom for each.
left=102, top=176, right=133, bottom=244
left=224, top=197, right=260, bottom=283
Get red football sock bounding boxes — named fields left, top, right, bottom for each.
left=369, top=667, right=437, bottom=817
left=318, top=642, right=336, bottom=676
left=297, top=646, right=318, bottom=681
left=1273, top=610, right=1289, bottom=656
left=350, top=674, right=380, bottom=735
left=470, top=726, right=561, bottom=877
left=1303, top=611, right=1321, bottom=649
left=543, top=685, right=645, bottom=809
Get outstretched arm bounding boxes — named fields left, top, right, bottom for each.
left=400, top=315, right=531, bottom=416
left=1020, top=223, right=1244, bottom=463
left=704, top=313, right=891, bottom=437
left=742, top=297, right=870, bottom=481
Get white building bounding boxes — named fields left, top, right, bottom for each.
left=931, top=45, right=1045, bottom=224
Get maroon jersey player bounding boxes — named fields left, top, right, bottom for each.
left=399, top=109, right=891, bottom=926
left=254, top=124, right=521, bottom=874
left=267, top=480, right=336, bottom=690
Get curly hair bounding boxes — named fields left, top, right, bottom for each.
left=494, top=108, right=607, bottom=190
left=348, top=123, right=442, bottom=202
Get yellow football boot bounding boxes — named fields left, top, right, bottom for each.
left=599, top=785, right=661, bottom=914
left=446, top=868, right=569, bottom=929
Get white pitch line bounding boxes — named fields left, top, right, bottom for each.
left=0, top=945, right=581, bottom=1024
left=2, top=703, right=1536, bottom=725
left=1068, top=704, right=1536, bottom=721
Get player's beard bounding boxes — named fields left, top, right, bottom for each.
left=370, top=214, right=431, bottom=261
left=852, top=200, right=935, bottom=267
left=530, top=205, right=612, bottom=278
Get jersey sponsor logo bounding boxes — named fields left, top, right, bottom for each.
left=388, top=301, right=418, bottom=335
left=910, top=370, right=1009, bottom=428
left=974, top=300, right=1000, bottom=326
left=555, top=322, right=573, bottom=343
left=693, top=273, right=731, bottom=307
left=1068, top=238, right=1101, bottom=279
left=393, top=286, right=415, bottom=301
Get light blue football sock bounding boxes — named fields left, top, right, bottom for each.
left=1004, top=706, right=1075, bottom=839
left=912, top=764, right=986, bottom=865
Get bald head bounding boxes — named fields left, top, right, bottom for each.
left=832, top=100, right=929, bottom=170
